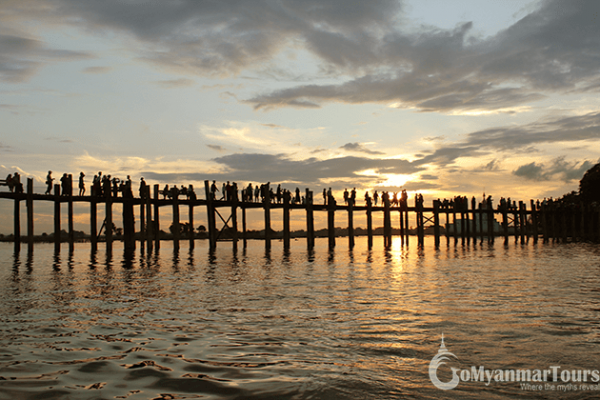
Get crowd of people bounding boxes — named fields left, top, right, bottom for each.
left=2, top=172, right=433, bottom=209
left=2, top=172, right=23, bottom=193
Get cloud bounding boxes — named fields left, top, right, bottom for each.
left=512, top=157, right=595, bottom=182
left=82, top=66, right=112, bottom=74
left=6, top=0, right=598, bottom=115
left=142, top=152, right=422, bottom=189
left=0, top=33, right=91, bottom=83
left=243, top=1, right=600, bottom=113
left=154, top=78, right=195, bottom=88
left=339, top=142, right=384, bottom=155
left=412, top=111, right=600, bottom=168
left=206, top=144, right=226, bottom=153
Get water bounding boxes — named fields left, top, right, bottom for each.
left=1, top=237, right=600, bottom=399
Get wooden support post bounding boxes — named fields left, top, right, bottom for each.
left=399, top=208, right=405, bottom=246
left=541, top=204, right=548, bottom=243
left=90, top=195, right=97, bottom=252
left=460, top=209, right=465, bottom=245
left=445, top=210, right=450, bottom=245
left=242, top=206, right=247, bottom=249
left=26, top=178, right=33, bottom=252
left=306, top=189, right=314, bottom=249
left=488, top=206, right=494, bottom=244
left=14, top=187, right=21, bottom=253
left=519, top=201, right=526, bottom=244
left=154, top=184, right=160, bottom=249
left=558, top=204, right=567, bottom=243
left=404, top=207, right=409, bottom=245
left=189, top=199, right=195, bottom=249
left=283, top=191, right=290, bottom=250
left=145, top=186, right=152, bottom=251
left=68, top=177, right=74, bottom=251
left=140, top=194, right=145, bottom=245
left=54, top=184, right=60, bottom=252
left=327, top=196, right=336, bottom=249
left=264, top=183, right=271, bottom=250
left=172, top=189, right=180, bottom=251
left=452, top=207, right=458, bottom=245
left=433, top=200, right=440, bottom=248
left=417, top=201, right=424, bottom=246
left=479, top=205, right=485, bottom=244
left=105, top=183, right=113, bottom=253
left=471, top=200, right=477, bottom=245
left=502, top=206, right=509, bottom=245
left=383, top=196, right=391, bottom=247
left=231, top=184, right=238, bottom=251
left=366, top=196, right=373, bottom=249
left=348, top=199, right=355, bottom=249
left=513, top=204, right=519, bottom=243
left=465, top=205, right=470, bottom=245
left=530, top=200, right=538, bottom=244
left=123, top=191, right=135, bottom=252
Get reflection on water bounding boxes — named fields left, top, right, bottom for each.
left=1, top=237, right=600, bottom=399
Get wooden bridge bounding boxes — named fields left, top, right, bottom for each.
left=1, top=178, right=599, bottom=253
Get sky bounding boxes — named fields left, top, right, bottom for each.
left=1, top=0, right=600, bottom=234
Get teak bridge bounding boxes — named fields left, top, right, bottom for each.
left=2, top=178, right=600, bottom=253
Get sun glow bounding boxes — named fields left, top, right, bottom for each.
left=379, top=174, right=415, bottom=188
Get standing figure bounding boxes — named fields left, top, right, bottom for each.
left=45, top=171, right=54, bottom=195
left=78, top=172, right=85, bottom=196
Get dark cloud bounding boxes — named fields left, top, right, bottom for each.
left=0, top=33, right=91, bottom=83
left=143, top=152, right=422, bottom=188
left=206, top=144, right=226, bottom=153
left=339, top=142, right=384, bottom=155
left=2, top=0, right=399, bottom=79
left=413, top=111, right=600, bottom=168
left=512, top=157, right=595, bottom=182
left=245, top=1, right=600, bottom=112
left=7, top=0, right=599, bottom=114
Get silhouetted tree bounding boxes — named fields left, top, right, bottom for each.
left=579, top=163, right=600, bottom=204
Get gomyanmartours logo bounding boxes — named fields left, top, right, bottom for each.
left=429, top=334, right=600, bottom=391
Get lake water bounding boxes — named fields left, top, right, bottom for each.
left=1, top=237, right=600, bottom=399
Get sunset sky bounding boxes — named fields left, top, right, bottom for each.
left=1, top=0, right=600, bottom=234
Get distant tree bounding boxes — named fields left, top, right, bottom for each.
left=579, top=163, right=600, bottom=204
left=197, top=225, right=206, bottom=233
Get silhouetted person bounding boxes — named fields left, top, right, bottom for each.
left=5, top=173, right=13, bottom=192
left=295, top=187, right=300, bottom=204
left=79, top=172, right=85, bottom=196
left=13, top=172, right=22, bottom=193
left=45, top=171, right=54, bottom=195
left=163, top=184, right=169, bottom=199
left=374, top=190, right=379, bottom=206
left=322, top=188, right=327, bottom=205
left=350, top=188, right=356, bottom=206
left=139, top=177, right=147, bottom=199
left=210, top=180, right=218, bottom=200
left=343, top=188, right=349, bottom=204
left=60, top=173, right=68, bottom=196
